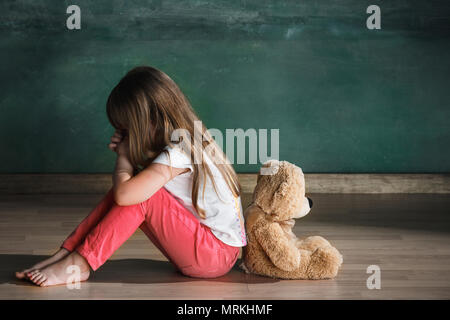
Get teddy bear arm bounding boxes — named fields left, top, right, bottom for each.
left=254, top=222, right=301, bottom=272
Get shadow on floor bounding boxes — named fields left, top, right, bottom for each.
left=0, top=254, right=278, bottom=286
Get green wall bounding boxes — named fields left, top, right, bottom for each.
left=1, top=0, right=449, bottom=173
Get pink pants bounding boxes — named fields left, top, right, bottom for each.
left=61, top=187, right=240, bottom=278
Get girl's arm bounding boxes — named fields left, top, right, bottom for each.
left=109, top=131, right=188, bottom=206
left=113, top=159, right=188, bottom=206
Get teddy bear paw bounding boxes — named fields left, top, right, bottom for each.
left=297, top=236, right=331, bottom=251
left=306, top=246, right=343, bottom=280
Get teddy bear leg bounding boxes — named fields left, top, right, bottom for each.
left=306, top=246, right=343, bottom=280
left=297, top=236, right=331, bottom=251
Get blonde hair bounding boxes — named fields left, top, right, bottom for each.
left=106, top=66, right=240, bottom=218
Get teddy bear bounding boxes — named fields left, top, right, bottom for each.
left=240, top=160, right=343, bottom=279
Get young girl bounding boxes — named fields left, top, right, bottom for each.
left=15, top=66, right=247, bottom=286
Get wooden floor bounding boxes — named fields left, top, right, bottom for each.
left=0, top=192, right=449, bottom=299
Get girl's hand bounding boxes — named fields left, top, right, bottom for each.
left=116, top=135, right=130, bottom=158
left=108, top=130, right=123, bottom=153
left=108, top=130, right=130, bottom=158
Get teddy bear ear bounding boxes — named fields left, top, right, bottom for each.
left=264, top=181, right=290, bottom=219
left=273, top=181, right=289, bottom=199
left=259, top=160, right=280, bottom=177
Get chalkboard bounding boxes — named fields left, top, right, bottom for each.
left=0, top=0, right=449, bottom=173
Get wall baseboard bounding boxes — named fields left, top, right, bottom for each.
left=1, top=173, right=449, bottom=194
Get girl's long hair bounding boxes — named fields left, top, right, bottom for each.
left=106, top=66, right=240, bottom=218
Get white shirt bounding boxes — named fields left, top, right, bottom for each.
left=152, top=145, right=247, bottom=247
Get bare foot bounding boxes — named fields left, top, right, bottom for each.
left=28, top=252, right=90, bottom=287
left=15, top=248, right=70, bottom=280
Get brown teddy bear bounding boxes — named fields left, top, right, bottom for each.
left=240, top=160, right=343, bottom=279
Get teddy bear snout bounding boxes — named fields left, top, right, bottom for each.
left=307, top=197, right=313, bottom=209
left=293, top=196, right=313, bottom=219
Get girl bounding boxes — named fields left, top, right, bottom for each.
left=15, top=66, right=247, bottom=286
